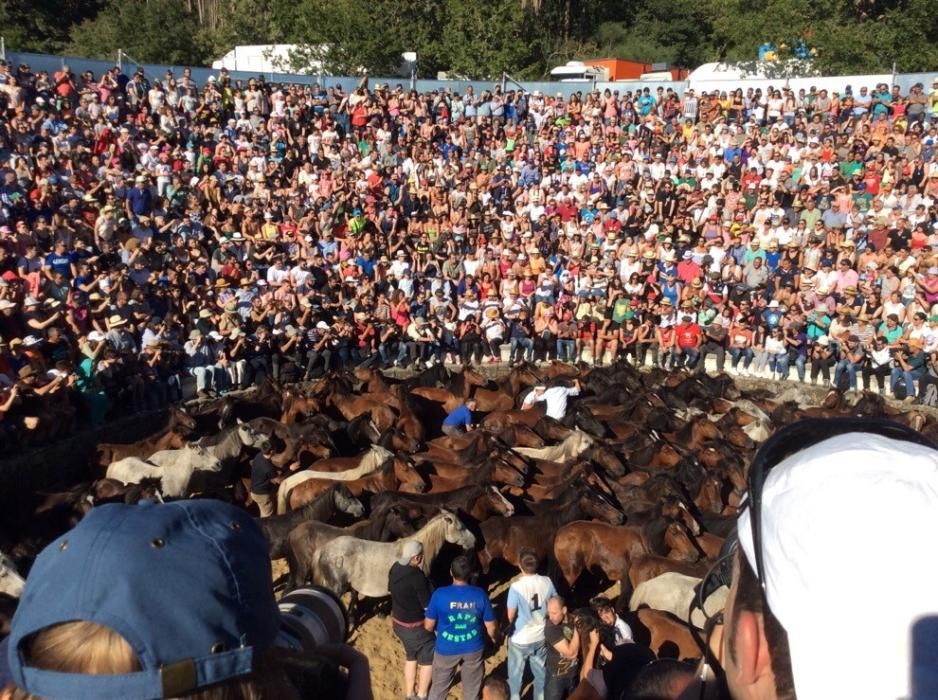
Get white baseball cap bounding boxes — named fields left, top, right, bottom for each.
left=738, top=432, right=938, bottom=700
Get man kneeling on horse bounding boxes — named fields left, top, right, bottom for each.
left=442, top=398, right=477, bottom=437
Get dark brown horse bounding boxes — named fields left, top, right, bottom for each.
left=477, top=481, right=624, bottom=572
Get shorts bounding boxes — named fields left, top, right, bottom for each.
left=393, top=621, right=435, bottom=665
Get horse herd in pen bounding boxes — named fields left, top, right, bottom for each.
left=0, top=362, right=935, bottom=654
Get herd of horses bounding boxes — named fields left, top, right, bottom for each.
left=1, top=360, right=935, bottom=660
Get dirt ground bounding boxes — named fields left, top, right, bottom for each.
left=273, top=558, right=622, bottom=700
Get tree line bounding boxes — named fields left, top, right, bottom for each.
left=1, top=0, right=936, bottom=79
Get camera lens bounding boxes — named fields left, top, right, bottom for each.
left=277, top=586, right=348, bottom=651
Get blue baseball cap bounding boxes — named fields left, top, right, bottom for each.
left=8, top=500, right=279, bottom=699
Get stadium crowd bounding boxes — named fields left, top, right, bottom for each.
left=1, top=60, right=938, bottom=443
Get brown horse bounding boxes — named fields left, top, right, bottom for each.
left=370, top=484, right=516, bottom=529
left=628, top=609, right=702, bottom=660
left=552, top=521, right=648, bottom=588
left=477, top=481, right=624, bottom=572
left=410, top=386, right=463, bottom=414
left=286, top=456, right=426, bottom=509
left=626, top=552, right=711, bottom=593
left=414, top=454, right=528, bottom=492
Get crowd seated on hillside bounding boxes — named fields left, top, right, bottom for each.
left=0, top=58, right=937, bottom=444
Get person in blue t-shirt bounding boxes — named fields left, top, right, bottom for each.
left=425, top=555, right=496, bottom=700
left=441, top=398, right=477, bottom=437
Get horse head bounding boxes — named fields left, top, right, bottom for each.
left=438, top=509, right=476, bottom=549
left=235, top=419, right=269, bottom=451
left=394, top=453, right=428, bottom=493
left=484, top=485, right=515, bottom=517
left=170, top=406, right=198, bottom=435
left=578, top=483, right=625, bottom=525
left=664, top=520, right=703, bottom=562
left=0, top=552, right=25, bottom=598
left=333, top=484, right=365, bottom=518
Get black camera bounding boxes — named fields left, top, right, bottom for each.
left=276, top=586, right=348, bottom=652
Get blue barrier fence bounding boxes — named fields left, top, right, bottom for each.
left=4, top=48, right=938, bottom=100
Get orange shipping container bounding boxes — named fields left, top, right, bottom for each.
left=584, top=58, right=688, bottom=81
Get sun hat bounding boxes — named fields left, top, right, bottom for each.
left=397, top=540, right=423, bottom=566
left=737, top=430, right=938, bottom=700
left=108, top=314, right=126, bottom=327
left=7, top=501, right=279, bottom=699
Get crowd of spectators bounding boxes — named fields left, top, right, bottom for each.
left=2, top=59, right=938, bottom=444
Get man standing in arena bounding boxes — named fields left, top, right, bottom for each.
left=505, top=550, right=556, bottom=700
left=425, top=555, right=497, bottom=700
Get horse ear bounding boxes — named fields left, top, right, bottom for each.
left=236, top=417, right=244, bottom=425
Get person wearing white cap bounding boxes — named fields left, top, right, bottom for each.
left=704, top=418, right=938, bottom=700
left=389, top=540, right=433, bottom=700
left=521, top=379, right=580, bottom=422
left=304, top=321, right=333, bottom=379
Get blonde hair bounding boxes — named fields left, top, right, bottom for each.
left=6, top=620, right=300, bottom=700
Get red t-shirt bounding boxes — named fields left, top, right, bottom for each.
left=676, top=322, right=702, bottom=349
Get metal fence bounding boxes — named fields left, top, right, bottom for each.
left=5, top=47, right=938, bottom=100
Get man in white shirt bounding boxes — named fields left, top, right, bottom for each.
left=590, top=596, right=633, bottom=646
left=521, top=380, right=580, bottom=421
left=506, top=551, right=556, bottom=700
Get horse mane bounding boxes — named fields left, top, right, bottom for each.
left=512, top=430, right=593, bottom=462
left=191, top=423, right=241, bottom=448
left=409, top=511, right=455, bottom=574
left=276, top=446, right=392, bottom=513
left=305, top=445, right=392, bottom=481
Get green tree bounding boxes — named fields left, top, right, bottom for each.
left=69, top=0, right=206, bottom=65
left=0, top=0, right=103, bottom=53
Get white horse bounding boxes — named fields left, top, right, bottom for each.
left=188, top=420, right=271, bottom=463
left=629, top=571, right=728, bottom=628
left=275, top=445, right=392, bottom=514
left=106, top=422, right=268, bottom=498
left=107, top=447, right=221, bottom=498
left=0, top=551, right=25, bottom=598
left=314, top=509, right=476, bottom=600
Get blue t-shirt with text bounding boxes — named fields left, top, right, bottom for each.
left=426, top=584, right=495, bottom=655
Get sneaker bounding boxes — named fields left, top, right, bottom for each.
left=739, top=369, right=749, bottom=377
